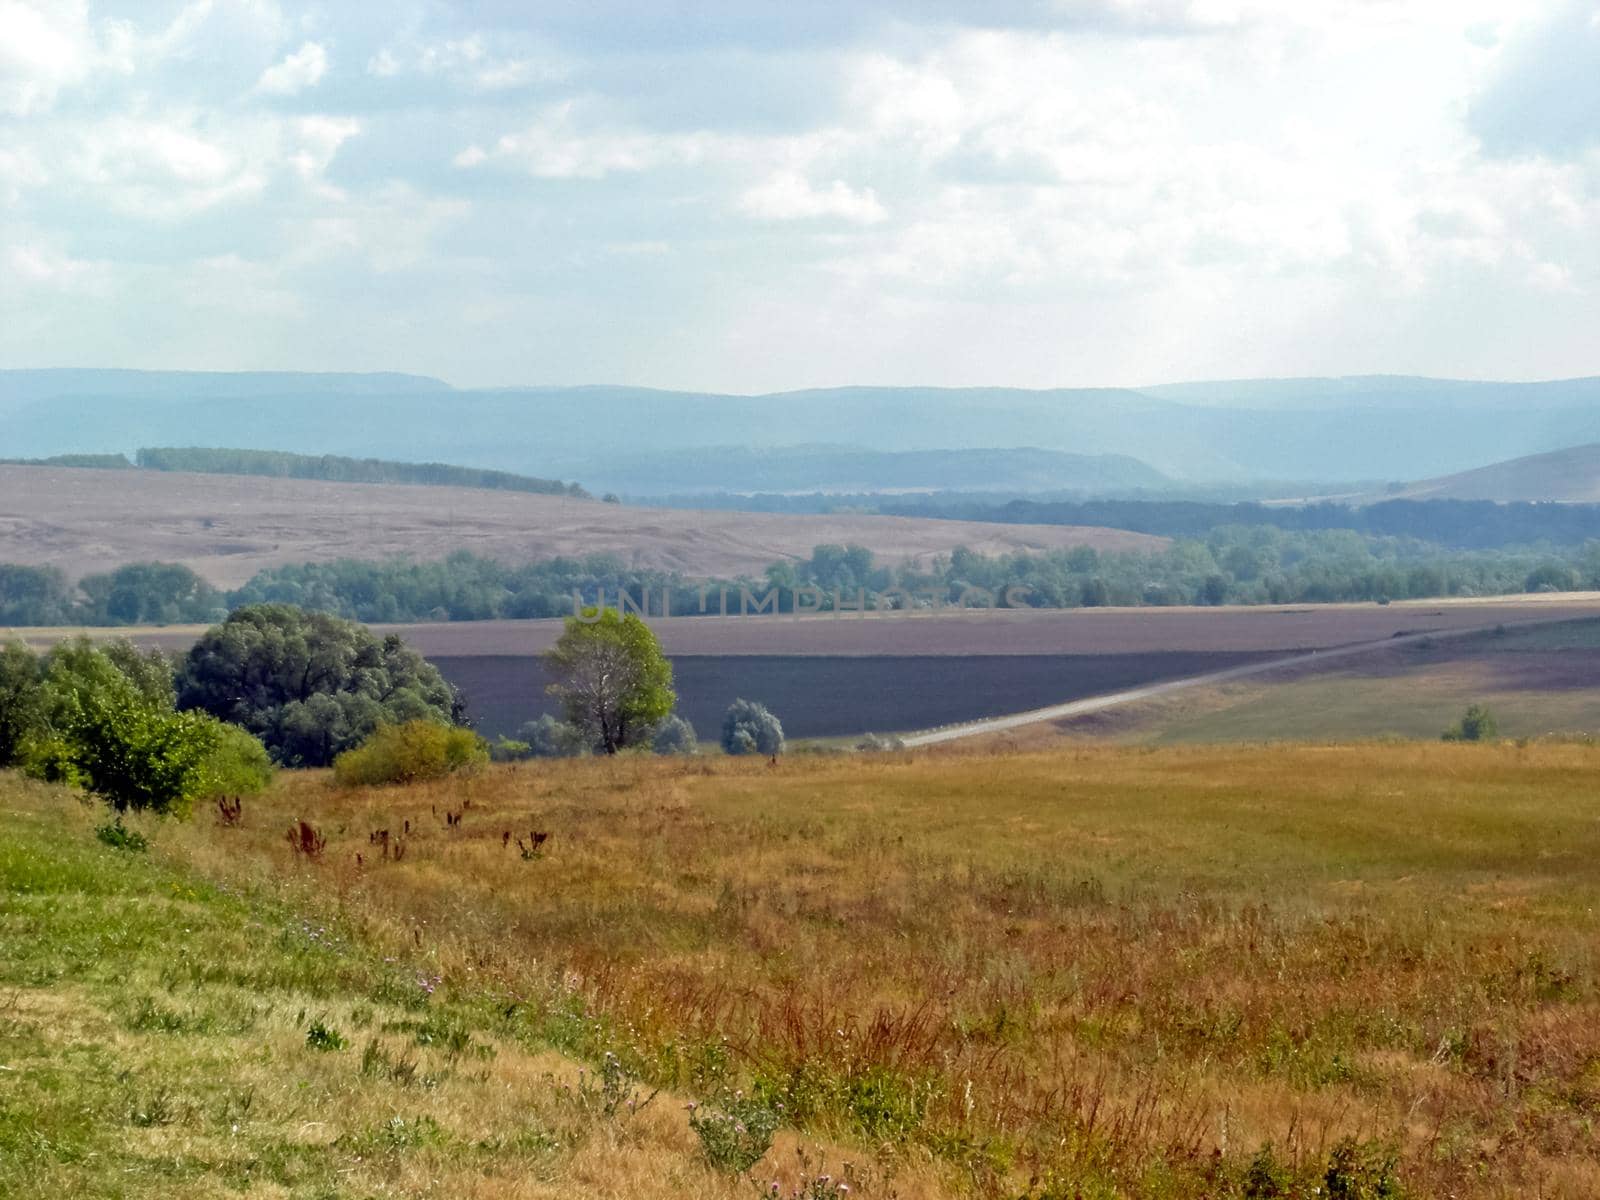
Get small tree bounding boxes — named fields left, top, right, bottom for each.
left=64, top=682, right=222, bottom=817
left=651, top=714, right=698, bottom=756
left=543, top=610, right=675, bottom=754
left=1443, top=704, right=1498, bottom=743
left=721, top=699, right=783, bottom=756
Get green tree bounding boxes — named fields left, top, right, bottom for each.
left=721, top=699, right=784, bottom=756
left=543, top=609, right=675, bottom=754
left=1443, top=704, right=1498, bottom=743
left=0, top=564, right=73, bottom=625
left=62, top=681, right=222, bottom=816
left=175, top=605, right=459, bottom=766
left=0, top=639, right=45, bottom=767
left=77, top=562, right=222, bottom=625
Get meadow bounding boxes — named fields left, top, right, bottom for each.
left=7, top=740, right=1600, bottom=1197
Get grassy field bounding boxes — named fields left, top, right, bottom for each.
left=8, top=741, right=1600, bottom=1197
left=1027, top=620, right=1600, bottom=747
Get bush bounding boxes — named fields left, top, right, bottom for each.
left=651, top=714, right=698, bottom=755
left=1443, top=703, right=1498, bottom=743
left=199, top=723, right=275, bottom=796
left=721, top=699, right=784, bottom=756
left=489, top=737, right=531, bottom=762
left=95, top=820, right=150, bottom=853
left=855, top=732, right=904, bottom=752
left=687, top=1094, right=782, bottom=1173
left=63, top=683, right=222, bottom=817
left=516, top=715, right=586, bottom=759
left=332, top=720, right=488, bottom=787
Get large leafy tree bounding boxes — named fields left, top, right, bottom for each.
left=544, top=609, right=674, bottom=754
left=175, top=604, right=459, bottom=766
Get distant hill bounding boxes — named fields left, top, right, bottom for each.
left=568, top=445, right=1169, bottom=495
left=0, top=465, right=1165, bottom=589
left=1393, top=444, right=1600, bottom=503
left=7, top=369, right=1600, bottom=484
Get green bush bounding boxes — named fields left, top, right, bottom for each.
left=651, top=714, right=698, bottom=755
left=687, top=1093, right=781, bottom=1173
left=721, top=699, right=784, bottom=756
left=95, top=820, right=150, bottom=853
left=332, top=720, right=488, bottom=787
left=515, top=715, right=587, bottom=758
left=199, top=723, right=275, bottom=796
left=1443, top=703, right=1498, bottom=742
left=61, top=681, right=222, bottom=817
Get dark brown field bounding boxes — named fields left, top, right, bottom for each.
left=436, top=651, right=1280, bottom=739
left=380, top=594, right=1600, bottom=656
left=0, top=465, right=1162, bottom=587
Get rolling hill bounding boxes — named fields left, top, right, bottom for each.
left=1392, top=443, right=1600, bottom=502
left=0, top=464, right=1164, bottom=589
left=8, top=370, right=1600, bottom=486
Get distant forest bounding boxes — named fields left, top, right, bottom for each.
left=883, top=497, right=1600, bottom=550
left=4, top=522, right=1599, bottom=628
left=3, top=448, right=587, bottom=498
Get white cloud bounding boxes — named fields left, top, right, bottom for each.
left=0, top=0, right=95, bottom=114
left=7, top=240, right=110, bottom=293
left=458, top=102, right=727, bottom=178
left=367, top=32, right=568, bottom=91
left=290, top=115, right=361, bottom=180
left=740, top=171, right=886, bottom=224
left=256, top=41, right=327, bottom=96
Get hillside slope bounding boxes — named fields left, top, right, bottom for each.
left=1395, top=443, right=1600, bottom=502
left=0, top=465, right=1164, bottom=588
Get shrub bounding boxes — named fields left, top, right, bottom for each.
left=306, top=1020, right=348, bottom=1052
left=199, top=723, right=275, bottom=797
left=1322, top=1137, right=1401, bottom=1199
left=516, top=714, right=586, bottom=759
left=687, top=1093, right=781, bottom=1173
left=651, top=714, right=698, bottom=755
left=489, top=737, right=531, bottom=762
left=95, top=820, right=150, bottom=853
left=63, top=683, right=222, bottom=817
left=1443, top=703, right=1498, bottom=743
left=721, top=699, right=784, bottom=756
left=333, top=720, right=488, bottom=787
left=855, top=732, right=904, bottom=752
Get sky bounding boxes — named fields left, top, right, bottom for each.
left=2, top=0, right=1598, bottom=392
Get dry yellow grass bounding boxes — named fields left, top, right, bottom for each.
left=86, top=741, right=1598, bottom=1197
left=9, top=748, right=1600, bottom=1196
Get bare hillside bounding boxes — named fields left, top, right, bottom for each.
left=0, top=465, right=1164, bottom=588
left=1394, top=443, right=1600, bottom=502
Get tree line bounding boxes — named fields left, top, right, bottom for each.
left=5, top=531, right=1600, bottom=629
left=3, top=447, right=586, bottom=497
left=883, top=497, right=1600, bottom=551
